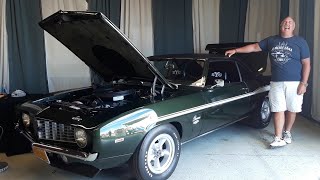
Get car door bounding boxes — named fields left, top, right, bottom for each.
left=200, top=60, right=251, bottom=134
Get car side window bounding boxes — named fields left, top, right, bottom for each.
left=152, top=59, right=205, bottom=86
left=237, top=63, right=254, bottom=81
left=206, top=61, right=240, bottom=85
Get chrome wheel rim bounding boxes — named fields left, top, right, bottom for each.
left=147, top=134, right=175, bottom=174
left=260, top=99, right=270, bottom=121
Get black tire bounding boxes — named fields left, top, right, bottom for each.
left=130, top=124, right=181, bottom=180
left=251, top=97, right=272, bottom=129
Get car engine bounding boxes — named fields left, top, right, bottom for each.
left=72, top=88, right=136, bottom=109
left=49, top=86, right=152, bottom=111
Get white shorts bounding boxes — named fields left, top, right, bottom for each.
left=268, top=81, right=304, bottom=112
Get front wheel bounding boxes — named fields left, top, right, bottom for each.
left=252, top=97, right=271, bottom=129
left=130, top=124, right=181, bottom=180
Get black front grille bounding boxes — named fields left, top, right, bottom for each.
left=36, top=118, right=76, bottom=143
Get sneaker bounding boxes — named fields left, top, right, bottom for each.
left=283, top=131, right=292, bottom=144
left=270, top=136, right=286, bottom=148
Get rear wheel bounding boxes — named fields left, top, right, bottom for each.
left=130, top=124, right=181, bottom=180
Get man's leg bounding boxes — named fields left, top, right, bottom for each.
left=285, top=111, right=296, bottom=132
left=269, top=82, right=287, bottom=147
left=283, top=111, right=296, bottom=144
left=283, top=82, right=303, bottom=144
left=270, top=111, right=287, bottom=147
left=274, top=111, right=285, bottom=137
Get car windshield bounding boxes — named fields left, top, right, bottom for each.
left=151, top=59, right=205, bottom=87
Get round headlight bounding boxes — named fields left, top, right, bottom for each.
left=22, top=113, right=31, bottom=128
left=74, top=128, right=87, bottom=148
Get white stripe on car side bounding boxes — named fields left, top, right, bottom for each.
left=158, top=85, right=270, bottom=121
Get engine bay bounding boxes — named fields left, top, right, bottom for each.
left=49, top=85, right=156, bottom=111
left=72, top=88, right=140, bottom=109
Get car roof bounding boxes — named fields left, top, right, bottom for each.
left=148, top=51, right=268, bottom=75
left=148, top=53, right=231, bottom=61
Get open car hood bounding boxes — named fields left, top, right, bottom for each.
left=39, top=11, right=173, bottom=89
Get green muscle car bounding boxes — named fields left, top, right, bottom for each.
left=16, top=11, right=271, bottom=180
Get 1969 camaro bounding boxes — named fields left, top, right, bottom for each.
left=16, top=11, right=271, bottom=180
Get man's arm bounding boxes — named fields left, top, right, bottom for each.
left=225, top=43, right=262, bottom=57
left=297, top=58, right=311, bottom=95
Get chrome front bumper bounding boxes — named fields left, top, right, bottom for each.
left=32, top=143, right=98, bottom=162
left=18, top=126, right=98, bottom=162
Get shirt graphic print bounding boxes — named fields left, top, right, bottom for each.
left=270, top=42, right=292, bottom=65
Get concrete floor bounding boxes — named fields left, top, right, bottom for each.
left=1, top=115, right=320, bottom=180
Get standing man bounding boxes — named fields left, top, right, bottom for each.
left=225, top=16, right=311, bottom=148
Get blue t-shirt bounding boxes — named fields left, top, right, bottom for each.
left=258, top=35, right=310, bottom=82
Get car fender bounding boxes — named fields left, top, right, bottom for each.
left=94, top=108, right=159, bottom=159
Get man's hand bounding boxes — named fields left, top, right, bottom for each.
left=297, top=83, right=307, bottom=95
left=225, top=49, right=237, bottom=57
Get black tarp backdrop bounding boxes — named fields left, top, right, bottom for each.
left=152, top=0, right=194, bottom=55
left=219, top=0, right=294, bottom=43
left=280, top=0, right=289, bottom=21
left=299, top=0, right=315, bottom=118
left=6, top=0, right=48, bottom=94
left=152, top=0, right=193, bottom=74
left=219, top=0, right=248, bottom=43
left=88, top=0, right=121, bottom=28
left=2, top=0, right=48, bottom=156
